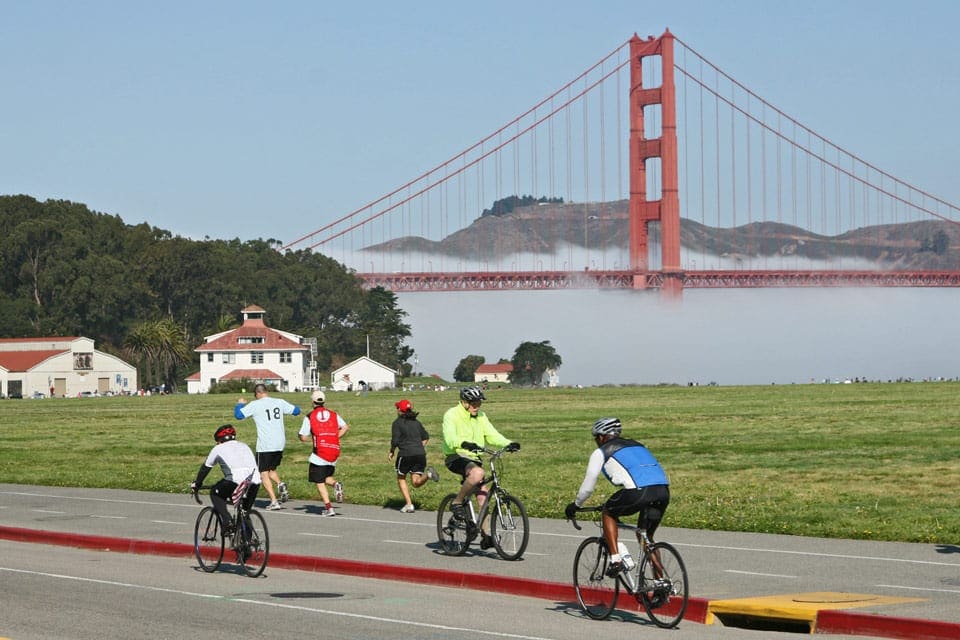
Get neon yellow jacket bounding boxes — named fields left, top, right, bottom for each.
left=441, top=402, right=511, bottom=461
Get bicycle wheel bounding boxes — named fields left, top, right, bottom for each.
left=193, top=506, right=224, bottom=572
left=239, top=509, right=270, bottom=577
left=490, top=493, right=529, bottom=561
left=639, top=541, right=689, bottom=628
left=436, top=493, right=471, bottom=555
left=573, top=537, right=619, bottom=619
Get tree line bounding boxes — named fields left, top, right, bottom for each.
left=0, top=195, right=412, bottom=389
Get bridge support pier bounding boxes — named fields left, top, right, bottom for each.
left=630, top=30, right=682, bottom=299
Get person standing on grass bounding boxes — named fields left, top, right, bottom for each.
left=298, top=390, right=349, bottom=517
left=235, top=383, right=301, bottom=511
left=389, top=399, right=439, bottom=513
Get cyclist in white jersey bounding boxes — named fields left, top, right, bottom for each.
left=191, top=424, right=262, bottom=534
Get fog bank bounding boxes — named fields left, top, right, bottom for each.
left=397, top=288, right=960, bottom=386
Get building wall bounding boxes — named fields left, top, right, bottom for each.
left=331, top=357, right=397, bottom=391
left=196, top=350, right=308, bottom=393
left=0, top=338, right=137, bottom=398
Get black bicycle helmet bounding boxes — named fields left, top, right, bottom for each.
left=591, top=417, right=622, bottom=437
left=214, top=424, right=237, bottom=443
left=459, top=386, right=486, bottom=403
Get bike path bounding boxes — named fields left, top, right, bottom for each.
left=1, top=483, right=959, bottom=638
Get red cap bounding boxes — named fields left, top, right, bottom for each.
left=395, top=399, right=413, bottom=412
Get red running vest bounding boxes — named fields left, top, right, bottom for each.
left=309, top=407, right=341, bottom=461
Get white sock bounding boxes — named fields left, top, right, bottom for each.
left=610, top=553, right=622, bottom=563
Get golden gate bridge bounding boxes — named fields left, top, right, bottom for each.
left=282, top=30, right=960, bottom=295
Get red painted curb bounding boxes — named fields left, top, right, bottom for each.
left=816, top=609, right=960, bottom=640
left=4, top=525, right=958, bottom=638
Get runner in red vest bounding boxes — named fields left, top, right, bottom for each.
left=298, top=390, right=350, bottom=516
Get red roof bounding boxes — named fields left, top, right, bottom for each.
left=0, top=350, right=67, bottom=372
left=476, top=363, right=513, bottom=374
left=196, top=317, right=307, bottom=352
left=218, top=368, right=283, bottom=381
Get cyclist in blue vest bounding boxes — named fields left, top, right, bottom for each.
left=565, top=417, right=670, bottom=577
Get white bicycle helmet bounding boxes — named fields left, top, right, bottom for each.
left=591, top=417, right=622, bottom=437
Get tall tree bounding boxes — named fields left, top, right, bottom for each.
left=453, top=354, right=486, bottom=382
left=509, top=340, right=562, bottom=386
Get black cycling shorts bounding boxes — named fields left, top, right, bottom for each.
left=604, top=484, right=670, bottom=536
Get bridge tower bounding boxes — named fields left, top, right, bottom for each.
left=629, top=30, right=682, bottom=297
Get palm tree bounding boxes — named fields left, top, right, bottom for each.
left=125, top=319, right=191, bottom=390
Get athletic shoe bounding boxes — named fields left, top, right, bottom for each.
left=221, top=523, right=236, bottom=538
left=480, top=533, right=494, bottom=550
left=334, top=481, right=344, bottom=503
left=400, top=504, right=415, bottom=513
left=266, top=501, right=282, bottom=511
left=322, top=507, right=337, bottom=517
left=605, top=561, right=624, bottom=578
left=450, top=502, right=466, bottom=520
left=278, top=482, right=289, bottom=503
left=426, top=466, right=439, bottom=483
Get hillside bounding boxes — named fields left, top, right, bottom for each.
left=365, top=199, right=960, bottom=270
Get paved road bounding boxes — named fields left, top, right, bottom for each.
left=1, top=483, right=959, bottom=637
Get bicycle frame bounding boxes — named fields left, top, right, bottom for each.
left=436, top=445, right=529, bottom=561
left=569, top=505, right=688, bottom=628
left=192, top=483, right=269, bottom=577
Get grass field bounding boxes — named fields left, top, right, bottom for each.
left=2, top=382, right=958, bottom=544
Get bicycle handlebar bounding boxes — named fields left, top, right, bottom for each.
left=567, top=505, right=603, bottom=531
left=191, top=485, right=213, bottom=505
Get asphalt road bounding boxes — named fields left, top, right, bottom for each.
left=1, top=483, right=958, bottom=639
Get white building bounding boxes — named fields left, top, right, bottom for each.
left=0, top=336, right=137, bottom=398
left=474, top=363, right=512, bottom=384
left=330, top=356, right=397, bottom=392
left=188, top=305, right=314, bottom=393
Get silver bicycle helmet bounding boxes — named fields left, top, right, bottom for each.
left=459, top=386, right=486, bottom=403
left=591, top=417, right=622, bottom=437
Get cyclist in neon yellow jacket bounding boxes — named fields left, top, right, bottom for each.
left=442, top=386, right=519, bottom=549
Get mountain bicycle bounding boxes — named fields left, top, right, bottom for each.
left=436, top=444, right=529, bottom=560
left=192, top=483, right=270, bottom=577
left=569, top=505, right=688, bottom=628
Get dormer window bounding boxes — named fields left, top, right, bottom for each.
left=237, top=337, right=265, bottom=344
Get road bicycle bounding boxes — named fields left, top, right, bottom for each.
left=436, top=444, right=529, bottom=560
left=569, top=505, right=688, bottom=628
left=192, top=483, right=270, bottom=577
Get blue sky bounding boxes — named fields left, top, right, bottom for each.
left=2, top=1, right=958, bottom=244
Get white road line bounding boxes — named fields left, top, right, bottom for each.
left=678, top=542, right=960, bottom=568
left=384, top=539, right=422, bottom=545
left=33, top=510, right=65, bottom=514
left=875, top=584, right=960, bottom=594
left=151, top=520, right=187, bottom=525
left=0, top=566, right=561, bottom=640
left=300, top=532, right=340, bottom=538
left=726, top=569, right=797, bottom=579
left=90, top=515, right=126, bottom=520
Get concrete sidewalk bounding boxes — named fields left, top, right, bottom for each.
left=2, top=484, right=958, bottom=638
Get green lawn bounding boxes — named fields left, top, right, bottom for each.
left=2, top=382, right=958, bottom=543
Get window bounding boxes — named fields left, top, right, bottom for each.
left=251, top=352, right=264, bottom=364
left=279, top=352, right=292, bottom=363
left=207, top=353, right=214, bottom=362
left=222, top=353, right=235, bottom=364
left=238, top=337, right=264, bottom=344
left=73, top=352, right=93, bottom=370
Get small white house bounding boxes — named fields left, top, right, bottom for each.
left=189, top=305, right=314, bottom=393
left=474, top=363, right=512, bottom=384
left=0, top=336, right=137, bottom=398
left=330, top=356, right=397, bottom=392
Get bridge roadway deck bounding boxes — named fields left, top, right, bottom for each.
left=1, top=484, right=959, bottom=638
